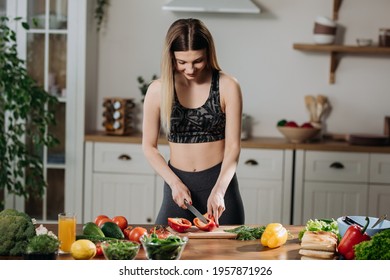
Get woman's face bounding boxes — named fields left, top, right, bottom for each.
left=174, top=49, right=207, bottom=80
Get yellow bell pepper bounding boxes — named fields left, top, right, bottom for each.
left=260, top=223, right=288, bottom=248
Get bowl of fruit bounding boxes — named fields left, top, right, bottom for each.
left=277, top=119, right=320, bottom=143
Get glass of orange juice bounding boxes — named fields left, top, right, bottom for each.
left=58, top=212, right=76, bottom=254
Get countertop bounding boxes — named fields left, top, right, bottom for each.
left=0, top=224, right=304, bottom=260
left=85, top=131, right=390, bottom=153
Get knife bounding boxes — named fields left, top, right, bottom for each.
left=184, top=200, right=208, bottom=224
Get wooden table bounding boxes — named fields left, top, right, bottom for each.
left=1, top=224, right=303, bottom=260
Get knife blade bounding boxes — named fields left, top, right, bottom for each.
left=184, top=200, right=208, bottom=224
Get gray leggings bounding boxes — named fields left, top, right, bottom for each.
left=155, top=162, right=245, bottom=225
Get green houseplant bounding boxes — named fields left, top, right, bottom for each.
left=95, top=0, right=109, bottom=31
left=137, top=74, right=157, bottom=102
left=0, top=17, right=58, bottom=210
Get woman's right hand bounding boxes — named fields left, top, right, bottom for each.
left=170, top=181, right=192, bottom=209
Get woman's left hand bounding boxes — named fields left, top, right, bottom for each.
left=207, top=191, right=225, bottom=227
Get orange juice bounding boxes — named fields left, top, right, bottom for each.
left=58, top=213, right=76, bottom=253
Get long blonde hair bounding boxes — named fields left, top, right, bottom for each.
left=160, top=18, right=221, bottom=133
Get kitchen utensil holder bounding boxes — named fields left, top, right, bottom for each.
left=102, top=97, right=135, bottom=135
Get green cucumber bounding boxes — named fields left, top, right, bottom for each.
left=100, top=221, right=125, bottom=239
left=83, top=222, right=105, bottom=237
left=76, top=235, right=118, bottom=243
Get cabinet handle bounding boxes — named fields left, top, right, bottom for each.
left=329, top=162, right=344, bottom=169
left=118, top=154, right=131, bottom=161
left=146, top=218, right=152, bottom=223
left=244, top=159, right=258, bottom=166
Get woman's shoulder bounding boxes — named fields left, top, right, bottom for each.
left=218, top=71, right=241, bottom=92
left=144, top=79, right=162, bottom=105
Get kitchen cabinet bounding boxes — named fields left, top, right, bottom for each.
left=3, top=0, right=93, bottom=222
left=236, top=148, right=293, bottom=225
left=368, top=154, right=390, bottom=217
left=293, top=150, right=390, bottom=224
left=83, top=137, right=294, bottom=225
left=84, top=141, right=169, bottom=224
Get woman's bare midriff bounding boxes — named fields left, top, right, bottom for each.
left=169, top=140, right=225, bottom=172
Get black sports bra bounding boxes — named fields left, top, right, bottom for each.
left=168, top=70, right=226, bottom=143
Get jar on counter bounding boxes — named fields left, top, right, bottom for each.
left=379, top=28, right=390, bottom=47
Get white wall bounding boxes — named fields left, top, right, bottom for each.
left=94, top=0, right=390, bottom=137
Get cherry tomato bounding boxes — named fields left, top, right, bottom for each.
left=193, top=214, right=217, bottom=232
left=126, top=227, right=147, bottom=243
left=149, top=225, right=171, bottom=239
left=94, top=215, right=110, bottom=226
left=95, top=242, right=103, bottom=257
left=97, top=217, right=112, bottom=227
left=167, top=217, right=192, bottom=233
left=112, top=215, right=128, bottom=231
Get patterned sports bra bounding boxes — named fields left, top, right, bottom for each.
left=168, top=70, right=226, bottom=143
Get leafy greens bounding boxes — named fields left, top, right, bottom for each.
left=354, top=229, right=390, bottom=260
left=298, top=218, right=339, bottom=240
left=224, top=225, right=266, bottom=240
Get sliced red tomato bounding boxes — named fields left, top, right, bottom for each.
left=193, top=214, right=217, bottom=232
left=112, top=215, right=128, bottom=231
left=149, top=225, right=171, bottom=239
left=167, top=217, right=192, bottom=233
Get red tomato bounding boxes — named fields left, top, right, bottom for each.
left=95, top=242, right=103, bottom=257
left=123, top=225, right=133, bottom=239
left=97, top=217, right=112, bottom=227
left=301, top=122, right=314, bottom=128
left=126, top=227, right=147, bottom=243
left=285, top=121, right=298, bottom=127
left=112, top=216, right=128, bottom=231
left=193, top=214, right=217, bottom=232
left=167, top=217, right=192, bottom=233
left=149, top=225, right=171, bottom=239
left=94, top=215, right=110, bottom=226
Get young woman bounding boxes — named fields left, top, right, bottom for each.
left=142, top=18, right=244, bottom=226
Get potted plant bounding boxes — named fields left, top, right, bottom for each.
left=95, top=0, right=109, bottom=31
left=137, top=74, right=157, bottom=102
left=24, top=224, right=60, bottom=260
left=0, top=17, right=58, bottom=210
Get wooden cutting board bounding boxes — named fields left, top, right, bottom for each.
left=167, top=226, right=238, bottom=239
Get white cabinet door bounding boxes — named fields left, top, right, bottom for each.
left=239, top=179, right=283, bottom=225
left=89, top=173, right=156, bottom=224
left=369, top=154, right=390, bottom=184
left=368, top=184, right=390, bottom=217
left=238, top=148, right=292, bottom=225
left=302, top=182, right=368, bottom=222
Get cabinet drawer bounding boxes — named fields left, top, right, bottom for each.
left=370, top=154, right=390, bottom=184
left=237, top=149, right=284, bottom=180
left=305, top=151, right=369, bottom=182
left=93, top=143, right=153, bottom=174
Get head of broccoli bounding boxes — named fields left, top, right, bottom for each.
left=0, top=209, right=36, bottom=256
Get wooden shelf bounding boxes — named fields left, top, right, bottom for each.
left=293, top=43, right=390, bottom=84
left=293, top=43, right=390, bottom=54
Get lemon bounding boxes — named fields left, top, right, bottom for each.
left=70, top=239, right=96, bottom=260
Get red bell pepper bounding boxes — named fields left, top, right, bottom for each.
left=337, top=216, right=371, bottom=260
left=167, top=217, right=192, bottom=233
left=193, top=214, right=217, bottom=232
